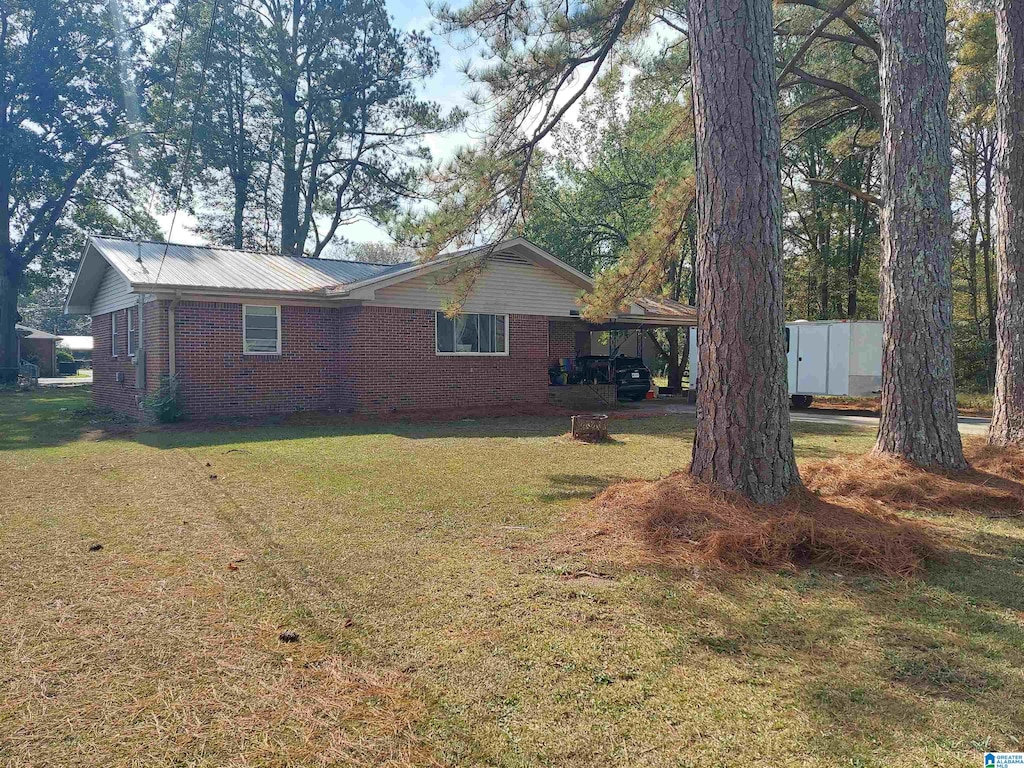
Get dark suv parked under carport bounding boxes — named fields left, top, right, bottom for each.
left=574, top=355, right=652, bottom=401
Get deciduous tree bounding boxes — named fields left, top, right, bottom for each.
left=0, top=0, right=151, bottom=381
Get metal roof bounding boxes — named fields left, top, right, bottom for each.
left=633, top=297, right=698, bottom=323
left=66, top=236, right=694, bottom=326
left=16, top=324, right=61, bottom=340
left=89, top=237, right=412, bottom=294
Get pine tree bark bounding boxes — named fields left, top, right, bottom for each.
left=0, top=255, right=19, bottom=382
left=983, top=151, right=997, bottom=347
left=874, top=0, right=966, bottom=468
left=990, top=0, right=1024, bottom=445
left=688, top=0, right=799, bottom=503
left=232, top=172, right=248, bottom=250
left=0, top=91, right=15, bottom=383
left=279, top=83, right=301, bottom=256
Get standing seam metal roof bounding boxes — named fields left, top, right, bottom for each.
left=90, top=237, right=412, bottom=293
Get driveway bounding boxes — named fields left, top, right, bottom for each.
left=624, top=400, right=991, bottom=436
left=38, top=371, right=92, bottom=387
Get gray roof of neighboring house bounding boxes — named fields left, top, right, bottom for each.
left=88, top=237, right=413, bottom=293
left=16, top=324, right=61, bottom=340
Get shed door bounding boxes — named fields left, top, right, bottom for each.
left=795, top=325, right=829, bottom=394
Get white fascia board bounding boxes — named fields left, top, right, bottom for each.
left=64, top=239, right=103, bottom=314
left=139, top=286, right=339, bottom=307
left=610, top=314, right=697, bottom=327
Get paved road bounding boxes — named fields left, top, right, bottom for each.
left=625, top=400, right=991, bottom=436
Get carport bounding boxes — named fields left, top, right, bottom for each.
left=548, top=298, right=698, bottom=408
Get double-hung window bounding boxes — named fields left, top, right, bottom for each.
left=435, top=312, right=508, bottom=355
left=243, top=305, right=281, bottom=354
left=127, top=308, right=139, bottom=358
left=111, top=313, right=119, bottom=358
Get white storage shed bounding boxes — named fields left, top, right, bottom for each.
left=688, top=320, right=883, bottom=405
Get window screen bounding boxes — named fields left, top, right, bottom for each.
left=127, top=308, right=139, bottom=357
left=243, top=305, right=281, bottom=354
left=436, top=312, right=508, bottom=355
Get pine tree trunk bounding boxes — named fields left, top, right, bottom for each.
left=688, top=0, right=799, bottom=503
left=280, top=84, right=300, bottom=256
left=983, top=153, right=997, bottom=347
left=233, top=173, right=247, bottom=250
left=990, top=0, right=1024, bottom=445
left=0, top=254, right=20, bottom=382
left=874, top=0, right=966, bottom=468
left=0, top=98, right=15, bottom=383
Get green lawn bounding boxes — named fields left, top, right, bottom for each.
left=1, top=387, right=1022, bottom=767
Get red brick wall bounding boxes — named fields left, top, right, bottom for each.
left=548, top=320, right=577, bottom=364
left=20, top=337, right=56, bottom=376
left=94, top=300, right=556, bottom=419
left=173, top=301, right=342, bottom=418
left=337, top=306, right=551, bottom=415
left=92, top=301, right=168, bottom=416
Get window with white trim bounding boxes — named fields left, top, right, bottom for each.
left=243, top=304, right=281, bottom=354
left=435, top=312, right=508, bottom=355
left=127, top=308, right=139, bottom=358
left=111, top=313, right=119, bottom=358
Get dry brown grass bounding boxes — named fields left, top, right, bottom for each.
left=0, top=445, right=437, bottom=767
left=566, top=441, right=1024, bottom=578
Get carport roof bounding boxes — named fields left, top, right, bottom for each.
left=583, top=297, right=697, bottom=328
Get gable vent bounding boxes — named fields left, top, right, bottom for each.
left=490, top=252, right=531, bottom=265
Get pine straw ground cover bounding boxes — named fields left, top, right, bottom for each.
left=568, top=442, right=1024, bottom=578
left=3, top=387, right=1024, bottom=767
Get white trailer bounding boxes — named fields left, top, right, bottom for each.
left=688, top=320, right=883, bottom=407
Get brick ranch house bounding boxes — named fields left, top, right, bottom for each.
left=64, top=236, right=695, bottom=419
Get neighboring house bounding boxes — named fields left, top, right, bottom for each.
left=59, top=336, right=94, bottom=367
left=16, top=324, right=61, bottom=377
left=64, top=236, right=694, bottom=419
